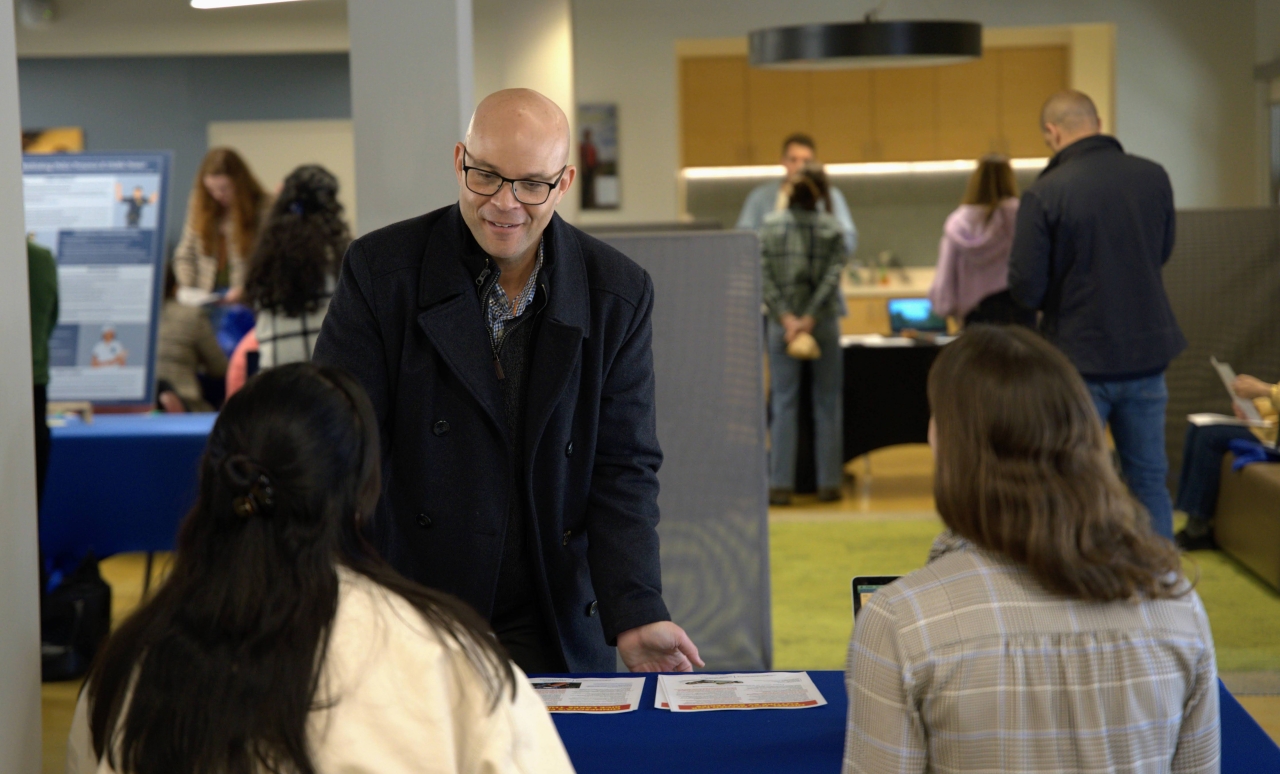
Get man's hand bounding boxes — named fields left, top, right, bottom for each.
left=1234, top=374, right=1273, bottom=401
left=796, top=315, right=815, bottom=335
left=617, top=621, right=704, bottom=673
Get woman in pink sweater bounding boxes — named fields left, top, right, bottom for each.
left=928, top=155, right=1034, bottom=327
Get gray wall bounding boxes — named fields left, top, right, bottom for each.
left=17, top=54, right=352, bottom=248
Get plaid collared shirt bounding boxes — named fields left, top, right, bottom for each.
left=760, top=208, right=848, bottom=322
left=844, top=532, right=1219, bottom=774
left=483, top=238, right=543, bottom=348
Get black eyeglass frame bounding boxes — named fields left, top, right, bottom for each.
left=461, top=146, right=568, bottom=206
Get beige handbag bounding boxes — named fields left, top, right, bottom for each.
left=786, top=331, right=821, bottom=360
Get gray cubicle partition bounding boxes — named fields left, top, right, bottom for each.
left=1164, top=209, right=1280, bottom=479
left=601, top=231, right=771, bottom=671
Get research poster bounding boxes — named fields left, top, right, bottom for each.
left=23, top=152, right=172, bottom=404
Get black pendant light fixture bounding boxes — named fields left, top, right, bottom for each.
left=750, top=12, right=981, bottom=70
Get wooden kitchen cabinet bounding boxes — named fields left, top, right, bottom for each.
left=811, top=69, right=874, bottom=163
left=998, top=46, right=1069, bottom=157
left=680, top=56, right=751, bottom=166
left=681, top=45, right=1068, bottom=166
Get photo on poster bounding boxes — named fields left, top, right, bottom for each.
left=577, top=103, right=619, bottom=210
left=112, top=174, right=162, bottom=229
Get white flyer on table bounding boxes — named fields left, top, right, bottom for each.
left=528, top=677, right=645, bottom=714
left=656, top=672, right=827, bottom=712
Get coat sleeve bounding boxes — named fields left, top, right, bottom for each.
left=312, top=241, right=395, bottom=459
left=802, top=230, right=848, bottom=320
left=172, top=219, right=202, bottom=290
left=928, top=234, right=959, bottom=319
left=1171, top=596, right=1220, bottom=774
left=1007, top=190, right=1052, bottom=311
left=587, top=272, right=671, bottom=643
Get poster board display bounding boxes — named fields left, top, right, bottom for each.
left=23, top=152, right=172, bottom=405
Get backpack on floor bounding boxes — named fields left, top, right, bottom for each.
left=41, top=552, right=111, bottom=683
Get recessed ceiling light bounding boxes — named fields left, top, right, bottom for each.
left=191, top=0, right=310, bottom=9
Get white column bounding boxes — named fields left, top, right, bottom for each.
left=0, top=0, right=44, bottom=768
left=473, top=0, right=578, bottom=222
left=347, top=0, right=475, bottom=235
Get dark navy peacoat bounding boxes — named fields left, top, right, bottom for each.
left=312, top=204, right=670, bottom=672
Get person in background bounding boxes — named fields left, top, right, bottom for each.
left=28, top=239, right=57, bottom=506
left=225, top=165, right=350, bottom=398
left=738, top=133, right=857, bottom=257
left=1174, top=373, right=1280, bottom=551
left=761, top=166, right=848, bottom=506
left=1008, top=90, right=1184, bottom=539
left=928, top=155, right=1033, bottom=327
left=66, top=363, right=574, bottom=774
left=172, top=147, right=271, bottom=303
left=155, top=262, right=227, bottom=413
left=844, top=325, right=1218, bottom=774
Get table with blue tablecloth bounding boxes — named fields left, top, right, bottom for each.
left=40, top=413, right=213, bottom=584
left=548, top=671, right=1280, bottom=774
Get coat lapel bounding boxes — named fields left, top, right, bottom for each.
left=524, top=215, right=592, bottom=460
left=416, top=206, right=506, bottom=434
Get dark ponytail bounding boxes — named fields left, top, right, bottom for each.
left=86, top=363, right=513, bottom=774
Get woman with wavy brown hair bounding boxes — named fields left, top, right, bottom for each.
left=172, top=147, right=271, bottom=303
left=844, top=325, right=1218, bottom=774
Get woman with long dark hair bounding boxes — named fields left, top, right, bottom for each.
left=843, top=325, right=1218, bottom=773
left=173, top=147, right=271, bottom=303
left=67, top=363, right=574, bottom=773
left=928, top=155, right=1033, bottom=327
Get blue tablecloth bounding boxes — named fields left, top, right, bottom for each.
left=40, top=414, right=213, bottom=580
left=548, top=671, right=1280, bottom=774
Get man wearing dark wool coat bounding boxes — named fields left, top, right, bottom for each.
left=313, top=88, right=702, bottom=674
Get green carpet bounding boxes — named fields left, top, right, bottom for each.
left=770, top=515, right=1280, bottom=674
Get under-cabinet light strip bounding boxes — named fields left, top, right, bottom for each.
left=681, top=158, right=1049, bottom=179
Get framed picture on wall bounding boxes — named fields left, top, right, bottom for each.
left=577, top=103, right=619, bottom=210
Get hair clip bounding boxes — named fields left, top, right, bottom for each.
left=230, top=472, right=275, bottom=518
left=289, top=201, right=305, bottom=215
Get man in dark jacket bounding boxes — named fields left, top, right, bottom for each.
left=1009, top=90, right=1186, bottom=540
left=313, top=88, right=702, bottom=674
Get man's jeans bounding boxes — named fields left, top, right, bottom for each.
left=1087, top=373, right=1173, bottom=539
left=767, top=316, right=843, bottom=491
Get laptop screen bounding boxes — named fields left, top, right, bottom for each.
left=887, top=298, right=948, bottom=333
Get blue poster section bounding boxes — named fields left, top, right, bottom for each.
left=23, top=152, right=172, bottom=405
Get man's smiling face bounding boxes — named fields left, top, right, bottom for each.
left=454, top=90, right=575, bottom=267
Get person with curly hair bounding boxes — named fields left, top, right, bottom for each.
left=227, top=165, right=351, bottom=396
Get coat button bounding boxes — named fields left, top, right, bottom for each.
left=565, top=441, right=574, bottom=457
left=562, top=529, right=572, bottom=546
left=416, top=513, right=433, bottom=528
left=433, top=420, right=450, bottom=436
left=585, top=600, right=598, bottom=617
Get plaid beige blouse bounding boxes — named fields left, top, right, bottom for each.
left=844, top=534, right=1219, bottom=774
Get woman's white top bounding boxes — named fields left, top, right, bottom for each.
left=66, top=566, right=576, bottom=774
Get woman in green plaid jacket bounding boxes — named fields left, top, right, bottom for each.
left=760, top=166, right=849, bottom=505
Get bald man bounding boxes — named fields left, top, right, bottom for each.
left=314, top=89, right=702, bottom=674
left=1008, top=90, right=1185, bottom=540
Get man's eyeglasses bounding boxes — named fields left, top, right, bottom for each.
left=462, top=146, right=567, bottom=206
